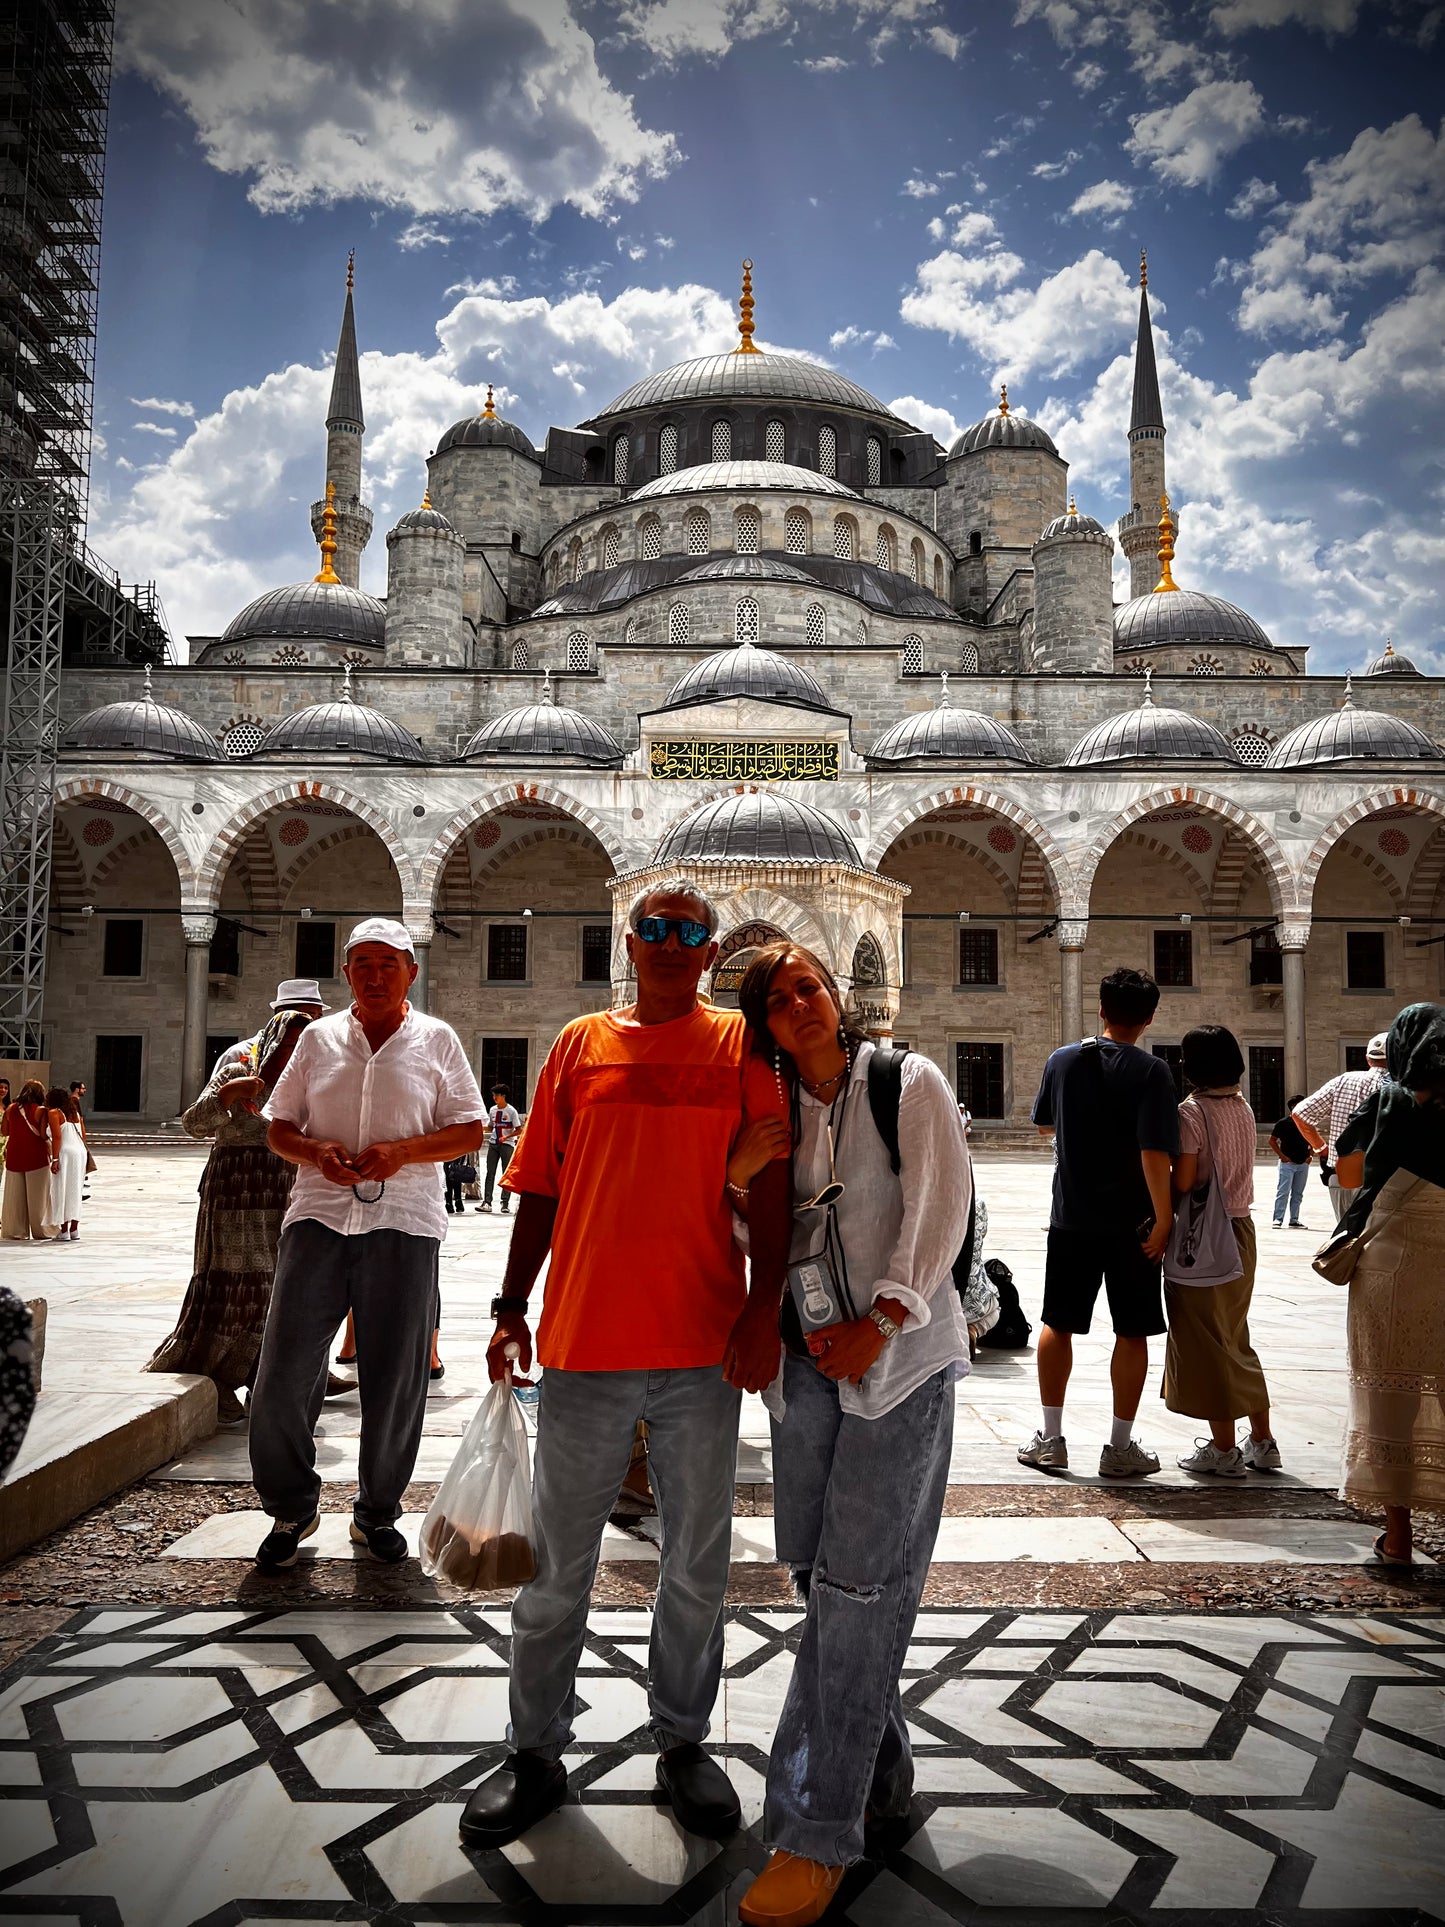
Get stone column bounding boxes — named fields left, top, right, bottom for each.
left=180, top=915, right=217, bottom=1113
left=1279, top=921, right=1310, bottom=1103
left=1057, top=920, right=1088, bottom=1047
left=410, top=940, right=431, bottom=1015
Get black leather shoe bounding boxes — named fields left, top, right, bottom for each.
left=459, top=1752, right=567, bottom=1846
left=348, top=1518, right=408, bottom=1563
left=656, top=1743, right=740, bottom=1839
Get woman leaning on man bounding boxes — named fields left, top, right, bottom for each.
left=723, top=941, right=972, bottom=1927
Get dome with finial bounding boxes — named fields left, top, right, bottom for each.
left=1364, top=641, right=1422, bottom=678
left=1267, top=677, right=1438, bottom=768
left=665, top=640, right=833, bottom=713
left=62, top=664, right=222, bottom=761
left=1112, top=494, right=1274, bottom=652
left=222, top=489, right=385, bottom=648
left=869, top=676, right=1031, bottom=764
left=949, top=385, right=1059, bottom=458
left=436, top=384, right=538, bottom=457
left=259, top=666, right=425, bottom=762
left=461, top=673, right=623, bottom=765
left=653, top=791, right=862, bottom=869
left=1039, top=497, right=1107, bottom=541
left=1065, top=671, right=1237, bottom=765
left=390, top=489, right=458, bottom=538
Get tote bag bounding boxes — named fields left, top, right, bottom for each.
left=1163, top=1101, right=1241, bottom=1289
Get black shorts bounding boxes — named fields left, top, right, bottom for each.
left=1041, top=1226, right=1165, bottom=1338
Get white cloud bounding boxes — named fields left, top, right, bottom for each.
left=1227, top=175, right=1280, bottom=219
left=1069, top=178, right=1135, bottom=217
left=1015, top=0, right=1218, bottom=87
left=1211, top=0, right=1363, bottom=32
left=900, top=244, right=1139, bottom=382
left=1127, top=79, right=1266, bottom=187
left=829, top=326, right=897, bottom=352
left=130, top=396, right=196, bottom=418
left=132, top=421, right=178, bottom=438
left=617, top=0, right=948, bottom=65
left=1032, top=149, right=1083, bottom=179
left=925, top=23, right=964, bottom=56
left=888, top=395, right=961, bottom=445
left=801, top=53, right=851, bottom=69
left=118, top=0, right=676, bottom=221
left=1073, top=58, right=1106, bottom=88
left=903, top=177, right=940, bottom=197
left=397, top=220, right=452, bottom=251
left=949, top=211, right=1002, bottom=247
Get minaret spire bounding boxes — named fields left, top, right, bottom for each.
left=1130, top=250, right=1164, bottom=436
left=311, top=253, right=373, bottom=589
left=327, top=254, right=364, bottom=433
left=1117, top=247, right=1170, bottom=599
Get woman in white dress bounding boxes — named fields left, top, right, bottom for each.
left=47, top=1085, right=86, bottom=1241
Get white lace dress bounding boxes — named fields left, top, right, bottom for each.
left=50, top=1119, right=86, bottom=1226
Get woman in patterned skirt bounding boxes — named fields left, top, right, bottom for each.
left=145, top=982, right=326, bottom=1422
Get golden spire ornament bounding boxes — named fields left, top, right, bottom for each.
left=422, top=487, right=433, bottom=509
left=346, top=249, right=355, bottom=292
left=482, top=383, right=496, bottom=418
left=314, top=479, right=341, bottom=584
left=734, top=259, right=760, bottom=354
left=1153, top=491, right=1179, bottom=593
left=997, top=383, right=1010, bottom=416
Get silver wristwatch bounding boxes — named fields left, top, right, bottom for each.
left=868, top=1305, right=902, bottom=1341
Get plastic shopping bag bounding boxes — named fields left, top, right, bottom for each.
left=420, top=1376, right=537, bottom=1590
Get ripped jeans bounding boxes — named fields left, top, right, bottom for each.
left=765, top=1353, right=954, bottom=1866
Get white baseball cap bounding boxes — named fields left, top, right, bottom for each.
left=271, top=978, right=329, bottom=1010
left=344, top=916, right=416, bottom=957
left=1366, top=1032, right=1389, bottom=1063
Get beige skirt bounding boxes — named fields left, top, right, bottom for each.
left=1163, top=1217, right=1270, bottom=1420
left=1342, top=1174, right=1445, bottom=1512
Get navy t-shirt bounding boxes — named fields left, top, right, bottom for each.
left=1032, top=1037, right=1180, bottom=1233
left=1273, top=1113, right=1311, bottom=1164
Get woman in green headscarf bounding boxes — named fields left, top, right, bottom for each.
left=1334, top=1002, right=1445, bottom=1565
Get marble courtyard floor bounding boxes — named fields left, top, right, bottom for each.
left=2, top=1147, right=1443, bottom=1923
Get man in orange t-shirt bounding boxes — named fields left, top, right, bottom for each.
left=460, top=884, right=791, bottom=1852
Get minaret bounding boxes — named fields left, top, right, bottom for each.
left=1117, top=250, right=1169, bottom=600
left=309, top=252, right=373, bottom=589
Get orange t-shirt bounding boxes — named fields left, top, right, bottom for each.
left=503, top=1004, right=772, bottom=1371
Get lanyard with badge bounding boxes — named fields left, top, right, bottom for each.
left=785, top=1071, right=857, bottom=1334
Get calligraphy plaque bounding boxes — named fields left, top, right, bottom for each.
left=649, top=739, right=839, bottom=782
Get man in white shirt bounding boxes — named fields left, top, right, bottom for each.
left=249, top=917, right=485, bottom=1570
left=477, top=1084, right=522, bottom=1214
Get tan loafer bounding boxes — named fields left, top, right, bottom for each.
left=738, top=1850, right=845, bottom=1926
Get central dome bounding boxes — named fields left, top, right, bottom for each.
left=593, top=354, right=901, bottom=422
left=654, top=792, right=861, bottom=868
left=666, top=642, right=832, bottom=713
left=631, top=461, right=858, bottom=501
left=1114, top=590, right=1272, bottom=653
left=221, top=580, right=385, bottom=649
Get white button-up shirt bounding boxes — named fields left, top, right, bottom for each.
left=266, top=1007, right=484, bottom=1243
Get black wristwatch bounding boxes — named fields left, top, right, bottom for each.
left=491, top=1295, right=529, bottom=1317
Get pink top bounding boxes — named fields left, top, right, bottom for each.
left=1178, top=1093, right=1257, bottom=1219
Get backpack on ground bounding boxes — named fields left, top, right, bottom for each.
left=976, top=1257, right=1031, bottom=1349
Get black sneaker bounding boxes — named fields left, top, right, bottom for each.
left=255, top=1512, right=319, bottom=1571
left=460, top=1752, right=567, bottom=1847
left=349, top=1518, right=409, bottom=1563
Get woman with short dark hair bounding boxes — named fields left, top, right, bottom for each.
left=46, top=1084, right=87, bottom=1241
left=1, top=1078, right=60, bottom=1242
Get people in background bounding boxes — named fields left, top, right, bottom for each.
left=1165, top=1025, right=1281, bottom=1478
left=1020, top=969, right=1177, bottom=1479
left=477, top=1084, right=522, bottom=1213
left=1293, top=1037, right=1388, bottom=1221
left=2, top=1079, right=60, bottom=1243
left=46, top=1085, right=87, bottom=1242
left=1269, top=1095, right=1311, bottom=1230
left=1334, top=1003, right=1445, bottom=1567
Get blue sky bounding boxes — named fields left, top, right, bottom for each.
left=91, top=0, right=1444, bottom=667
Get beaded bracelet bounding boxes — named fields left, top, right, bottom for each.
left=726, top=1180, right=750, bottom=1206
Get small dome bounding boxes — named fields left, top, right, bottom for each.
left=949, top=395, right=1058, bottom=459
left=462, top=698, right=621, bottom=765
left=1113, top=589, right=1272, bottom=653
left=1039, top=507, right=1106, bottom=540
left=631, top=461, right=859, bottom=502
left=869, top=703, right=1030, bottom=765
left=1065, top=696, right=1237, bottom=766
left=677, top=554, right=815, bottom=585
left=666, top=641, right=832, bottom=713
left=1268, top=698, right=1438, bottom=769
left=593, top=354, right=901, bottom=422
left=435, top=402, right=537, bottom=458
left=261, top=700, right=425, bottom=762
left=222, top=580, right=385, bottom=649
left=62, top=690, right=221, bottom=761
left=390, top=499, right=458, bottom=537
left=1365, top=643, right=1422, bottom=678
left=654, top=791, right=861, bottom=868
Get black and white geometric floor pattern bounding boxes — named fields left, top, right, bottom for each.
left=2, top=1605, right=1443, bottom=1925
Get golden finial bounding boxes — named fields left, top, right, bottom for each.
left=1153, top=491, right=1179, bottom=593
left=422, top=487, right=433, bottom=509
left=997, top=384, right=1010, bottom=416
left=1068, top=495, right=1077, bottom=514
left=482, top=383, right=496, bottom=419
left=734, top=259, right=760, bottom=355
left=314, top=479, right=341, bottom=584
left=346, top=250, right=354, bottom=293
left=143, top=663, right=154, bottom=701
left=1140, top=248, right=1148, bottom=290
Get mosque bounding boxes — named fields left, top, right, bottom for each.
left=49, top=257, right=1444, bottom=1127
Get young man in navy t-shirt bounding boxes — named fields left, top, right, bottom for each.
left=1021, top=967, right=1179, bottom=1478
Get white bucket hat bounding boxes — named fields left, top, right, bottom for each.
left=344, top=916, right=416, bottom=957
left=271, top=978, right=330, bottom=1011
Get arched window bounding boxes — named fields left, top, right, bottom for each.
left=600, top=525, right=620, bottom=570
left=711, top=419, right=732, bottom=462
left=968, top=530, right=982, bottom=556
left=933, top=556, right=945, bottom=598
left=612, top=435, right=629, bottom=486
left=818, top=424, right=837, bottom=479
left=856, top=618, right=868, bottom=645
left=832, top=515, right=856, bottom=561
left=764, top=419, right=785, bottom=463
left=568, top=537, right=582, bottom=583
left=805, top=603, right=826, bottom=647
left=960, top=641, right=980, bottom=674
left=735, top=596, right=760, bottom=645
left=735, top=507, right=760, bottom=554
left=784, top=507, right=810, bottom=554
left=866, top=437, right=882, bottom=486
left=668, top=603, right=691, bottom=646
left=511, top=638, right=530, bottom=669
left=659, top=423, right=678, bottom=474
left=1249, top=657, right=1274, bottom=677
left=909, top=538, right=925, bottom=584
left=639, top=514, right=662, bottom=561
left=876, top=526, right=896, bottom=571
left=684, top=506, right=710, bottom=556
left=902, top=633, right=924, bottom=673
left=1234, top=730, right=1272, bottom=766
left=567, top=630, right=592, bottom=671
left=624, top=616, right=639, bottom=646
left=1189, top=653, right=1224, bottom=676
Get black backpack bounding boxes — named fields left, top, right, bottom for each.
left=866, top=1045, right=977, bottom=1298
left=976, top=1257, right=1031, bottom=1350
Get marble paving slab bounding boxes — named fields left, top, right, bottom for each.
left=1119, top=1516, right=1434, bottom=1565
left=158, top=1512, right=660, bottom=1563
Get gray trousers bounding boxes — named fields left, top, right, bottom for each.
left=249, top=1220, right=438, bottom=1529
left=509, top=1364, right=742, bottom=1760
left=1330, top=1177, right=1360, bottom=1223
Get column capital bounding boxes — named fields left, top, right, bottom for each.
left=404, top=920, right=434, bottom=951
left=1056, top=919, right=1088, bottom=950
left=182, top=915, right=217, bottom=947
left=1277, top=921, right=1311, bottom=952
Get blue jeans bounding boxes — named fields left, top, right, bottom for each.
left=508, top=1364, right=741, bottom=1760
left=765, top=1355, right=954, bottom=1866
left=1273, top=1161, right=1309, bottom=1224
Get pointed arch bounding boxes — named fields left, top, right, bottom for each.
left=1300, top=788, right=1445, bottom=911
left=421, top=784, right=624, bottom=907
left=1075, top=786, right=1293, bottom=920
left=867, top=784, right=1072, bottom=910
left=196, top=782, right=418, bottom=912
left=52, top=778, right=195, bottom=896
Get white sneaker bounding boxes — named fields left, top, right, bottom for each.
left=1017, top=1431, right=1069, bottom=1472
left=1178, top=1439, right=1247, bottom=1478
left=1242, top=1435, right=1283, bottom=1472
left=1099, top=1437, right=1161, bottom=1478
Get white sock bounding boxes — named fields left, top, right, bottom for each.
left=1042, top=1405, right=1065, bottom=1439
left=1109, top=1415, right=1134, bottom=1450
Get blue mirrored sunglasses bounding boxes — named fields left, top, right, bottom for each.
left=634, top=915, right=711, bottom=948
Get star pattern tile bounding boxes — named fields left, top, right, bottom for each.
left=1, top=1605, right=1443, bottom=1923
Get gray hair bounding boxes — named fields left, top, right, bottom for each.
left=627, top=882, right=719, bottom=937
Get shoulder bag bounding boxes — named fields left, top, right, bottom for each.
left=1163, top=1100, right=1242, bottom=1288
left=1312, top=1167, right=1422, bottom=1284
